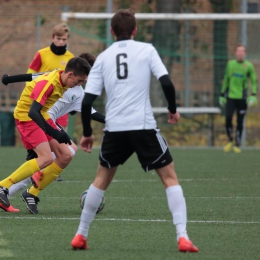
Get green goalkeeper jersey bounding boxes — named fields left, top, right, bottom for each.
left=221, top=59, right=258, bottom=99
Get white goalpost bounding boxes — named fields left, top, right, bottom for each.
left=62, top=12, right=260, bottom=147
left=61, top=12, right=260, bottom=21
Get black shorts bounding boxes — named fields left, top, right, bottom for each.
left=99, top=129, right=173, bottom=172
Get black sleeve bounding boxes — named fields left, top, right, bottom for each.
left=28, top=101, right=59, bottom=136
left=91, top=112, right=105, bottom=124
left=2, top=74, right=33, bottom=85
left=69, top=110, right=77, bottom=116
left=159, top=74, right=177, bottom=114
left=81, top=93, right=98, bottom=137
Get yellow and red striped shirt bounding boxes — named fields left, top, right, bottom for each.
left=14, top=69, right=69, bottom=121
left=28, top=46, right=74, bottom=74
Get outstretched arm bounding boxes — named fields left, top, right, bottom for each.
left=80, top=93, right=98, bottom=153
left=2, top=72, right=47, bottom=85
left=159, top=75, right=179, bottom=124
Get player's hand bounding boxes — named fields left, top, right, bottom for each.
left=52, top=130, right=72, bottom=145
left=168, top=111, right=180, bottom=124
left=219, top=96, right=226, bottom=107
left=247, top=95, right=258, bottom=108
left=80, top=135, right=94, bottom=153
left=2, top=74, right=9, bottom=85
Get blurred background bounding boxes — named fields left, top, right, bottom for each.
left=0, top=0, right=259, bottom=147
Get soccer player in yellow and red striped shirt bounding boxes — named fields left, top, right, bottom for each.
left=27, top=22, right=74, bottom=181
left=0, top=57, right=91, bottom=214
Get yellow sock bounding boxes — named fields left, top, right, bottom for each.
left=0, top=159, right=40, bottom=189
left=29, top=161, right=63, bottom=197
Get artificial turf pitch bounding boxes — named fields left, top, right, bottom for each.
left=0, top=147, right=259, bottom=260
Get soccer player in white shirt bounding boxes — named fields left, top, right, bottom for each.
left=71, top=9, right=198, bottom=253
left=0, top=53, right=105, bottom=213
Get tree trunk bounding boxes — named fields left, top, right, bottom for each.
left=151, top=0, right=181, bottom=108
left=209, top=0, right=233, bottom=106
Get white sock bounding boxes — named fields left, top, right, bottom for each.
left=76, top=184, right=105, bottom=238
left=166, top=185, right=189, bottom=241
left=8, top=177, right=31, bottom=198
left=68, top=146, right=76, bottom=156
left=51, top=151, right=56, bottom=160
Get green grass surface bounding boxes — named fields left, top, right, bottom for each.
left=0, top=147, right=259, bottom=259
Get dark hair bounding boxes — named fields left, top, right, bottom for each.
left=78, top=53, right=96, bottom=67
left=65, top=57, right=91, bottom=76
left=111, top=9, right=136, bottom=38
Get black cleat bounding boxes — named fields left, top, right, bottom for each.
left=0, top=186, right=10, bottom=207
left=21, top=189, right=40, bottom=214
left=55, top=175, right=64, bottom=181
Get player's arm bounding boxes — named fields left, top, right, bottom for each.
left=219, top=62, right=229, bottom=106
left=159, top=75, right=176, bottom=114
left=28, top=52, right=42, bottom=73
left=2, top=73, right=33, bottom=85
left=246, top=64, right=258, bottom=107
left=81, top=93, right=98, bottom=137
left=221, top=62, right=229, bottom=95
left=91, top=111, right=105, bottom=124
left=2, top=72, right=47, bottom=85
left=159, top=75, right=179, bottom=124
left=249, top=64, right=258, bottom=95
left=28, top=101, right=71, bottom=145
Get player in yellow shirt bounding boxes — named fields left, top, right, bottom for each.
left=0, top=57, right=91, bottom=214
left=27, top=23, right=74, bottom=74
left=27, top=22, right=74, bottom=181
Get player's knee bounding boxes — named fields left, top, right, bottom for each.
left=39, top=154, right=54, bottom=168
left=60, top=151, right=73, bottom=164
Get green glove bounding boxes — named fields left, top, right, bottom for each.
left=247, top=95, right=258, bottom=108
left=219, top=96, right=226, bottom=107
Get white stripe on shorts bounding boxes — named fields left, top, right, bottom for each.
left=99, top=134, right=111, bottom=168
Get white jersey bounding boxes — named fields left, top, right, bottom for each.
left=85, top=39, right=168, bottom=131
left=48, top=85, right=96, bottom=122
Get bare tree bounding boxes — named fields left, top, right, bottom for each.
left=209, top=0, right=233, bottom=106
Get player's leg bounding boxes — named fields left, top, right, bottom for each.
left=22, top=140, right=76, bottom=214
left=233, top=99, right=247, bottom=153
left=20, top=142, right=54, bottom=214
left=71, top=164, right=117, bottom=249
left=132, top=129, right=198, bottom=253
left=71, top=131, right=131, bottom=250
left=0, top=120, right=53, bottom=208
left=224, top=98, right=236, bottom=152
left=55, top=115, right=69, bottom=181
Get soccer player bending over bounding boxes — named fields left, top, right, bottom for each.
left=71, top=9, right=198, bottom=253
left=0, top=57, right=91, bottom=214
left=0, top=53, right=105, bottom=214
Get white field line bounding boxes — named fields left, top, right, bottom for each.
left=9, top=196, right=260, bottom=200
left=0, top=216, right=259, bottom=225
left=61, top=178, right=256, bottom=183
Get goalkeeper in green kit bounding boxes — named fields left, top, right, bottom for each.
left=219, top=44, right=258, bottom=153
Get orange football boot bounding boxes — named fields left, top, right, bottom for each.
left=178, top=237, right=198, bottom=253
left=30, top=171, right=43, bottom=188
left=71, top=234, right=88, bottom=250
left=0, top=203, right=20, bottom=212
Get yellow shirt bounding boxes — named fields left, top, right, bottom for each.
left=27, top=46, right=74, bottom=74
left=14, top=69, right=69, bottom=121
